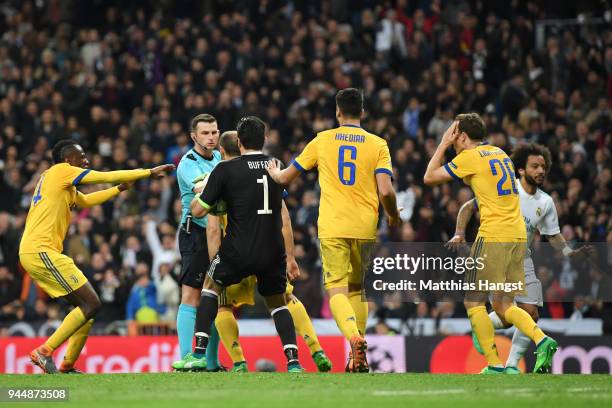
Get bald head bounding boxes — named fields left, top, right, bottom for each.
left=219, top=130, right=241, bottom=159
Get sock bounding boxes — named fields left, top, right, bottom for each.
left=45, top=307, right=88, bottom=351
left=216, top=310, right=245, bottom=363
left=504, top=305, right=546, bottom=344
left=348, top=291, right=368, bottom=335
left=270, top=306, right=298, bottom=365
left=194, top=332, right=209, bottom=358
left=205, top=323, right=220, bottom=369
left=287, top=297, right=322, bottom=354
left=467, top=306, right=503, bottom=366
left=329, top=293, right=360, bottom=341
left=60, top=319, right=93, bottom=370
left=506, top=328, right=532, bottom=368
left=176, top=304, right=197, bottom=358
left=193, top=290, right=219, bottom=357
left=489, top=311, right=505, bottom=329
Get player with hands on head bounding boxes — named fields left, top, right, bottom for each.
left=449, top=143, right=592, bottom=373
left=424, top=114, right=558, bottom=374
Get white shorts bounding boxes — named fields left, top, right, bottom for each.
left=514, top=257, right=543, bottom=307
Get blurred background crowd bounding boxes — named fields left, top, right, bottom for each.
left=0, top=0, right=610, bottom=334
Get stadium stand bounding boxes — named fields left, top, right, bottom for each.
left=0, top=0, right=610, bottom=336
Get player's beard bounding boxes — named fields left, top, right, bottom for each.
left=524, top=173, right=543, bottom=188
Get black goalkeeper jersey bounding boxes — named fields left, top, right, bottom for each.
left=199, top=153, right=285, bottom=269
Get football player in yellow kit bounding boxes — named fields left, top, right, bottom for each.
left=20, top=139, right=174, bottom=373
left=424, top=113, right=558, bottom=374
left=267, top=89, right=402, bottom=372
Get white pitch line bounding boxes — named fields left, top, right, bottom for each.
left=497, top=388, right=537, bottom=394
left=374, top=389, right=466, bottom=396
left=567, top=388, right=611, bottom=393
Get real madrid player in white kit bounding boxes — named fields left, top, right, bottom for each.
left=449, top=143, right=591, bottom=373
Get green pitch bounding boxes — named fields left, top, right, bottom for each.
left=1, top=373, right=611, bottom=408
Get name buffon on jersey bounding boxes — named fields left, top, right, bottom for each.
left=335, top=133, right=365, bottom=143
left=477, top=148, right=504, bottom=157
left=247, top=160, right=272, bottom=170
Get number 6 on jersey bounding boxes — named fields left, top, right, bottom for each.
left=338, top=145, right=357, bottom=185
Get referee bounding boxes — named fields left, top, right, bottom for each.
left=172, top=113, right=223, bottom=371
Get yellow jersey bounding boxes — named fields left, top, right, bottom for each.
left=444, top=144, right=526, bottom=239
left=293, top=124, right=392, bottom=240
left=20, top=163, right=150, bottom=254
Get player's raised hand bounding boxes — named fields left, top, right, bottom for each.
left=266, top=159, right=281, bottom=182
left=445, top=233, right=466, bottom=252
left=440, top=121, right=459, bottom=148
left=286, top=257, right=301, bottom=281
left=150, top=164, right=176, bottom=179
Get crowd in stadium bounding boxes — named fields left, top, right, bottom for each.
left=0, top=0, right=610, bottom=333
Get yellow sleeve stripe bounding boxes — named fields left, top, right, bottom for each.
left=72, top=169, right=91, bottom=185
left=196, top=197, right=211, bottom=209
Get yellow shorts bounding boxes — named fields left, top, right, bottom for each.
left=465, top=236, right=527, bottom=294
left=320, top=238, right=374, bottom=290
left=19, top=252, right=88, bottom=298
left=219, top=276, right=294, bottom=307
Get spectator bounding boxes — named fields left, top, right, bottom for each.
left=0, top=0, right=609, bottom=326
left=143, top=217, right=180, bottom=284
left=126, top=263, right=162, bottom=324
left=402, top=98, right=421, bottom=138
left=95, top=268, right=127, bottom=322
left=0, top=213, right=19, bottom=270
left=0, top=265, right=20, bottom=320
left=156, top=263, right=179, bottom=324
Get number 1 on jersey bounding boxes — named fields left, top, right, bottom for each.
left=257, top=175, right=273, bottom=214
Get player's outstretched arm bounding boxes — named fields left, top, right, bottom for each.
left=74, top=183, right=132, bottom=208
left=423, top=122, right=458, bottom=186
left=281, top=200, right=300, bottom=281
left=446, top=198, right=476, bottom=250
left=78, top=164, right=175, bottom=185
left=547, top=233, right=594, bottom=258
left=376, top=173, right=402, bottom=228
left=267, top=159, right=299, bottom=185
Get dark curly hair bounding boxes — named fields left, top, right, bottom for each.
left=51, top=140, right=80, bottom=164
left=510, top=143, right=552, bottom=176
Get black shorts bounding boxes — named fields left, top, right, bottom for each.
left=178, top=223, right=209, bottom=289
left=207, top=252, right=287, bottom=297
